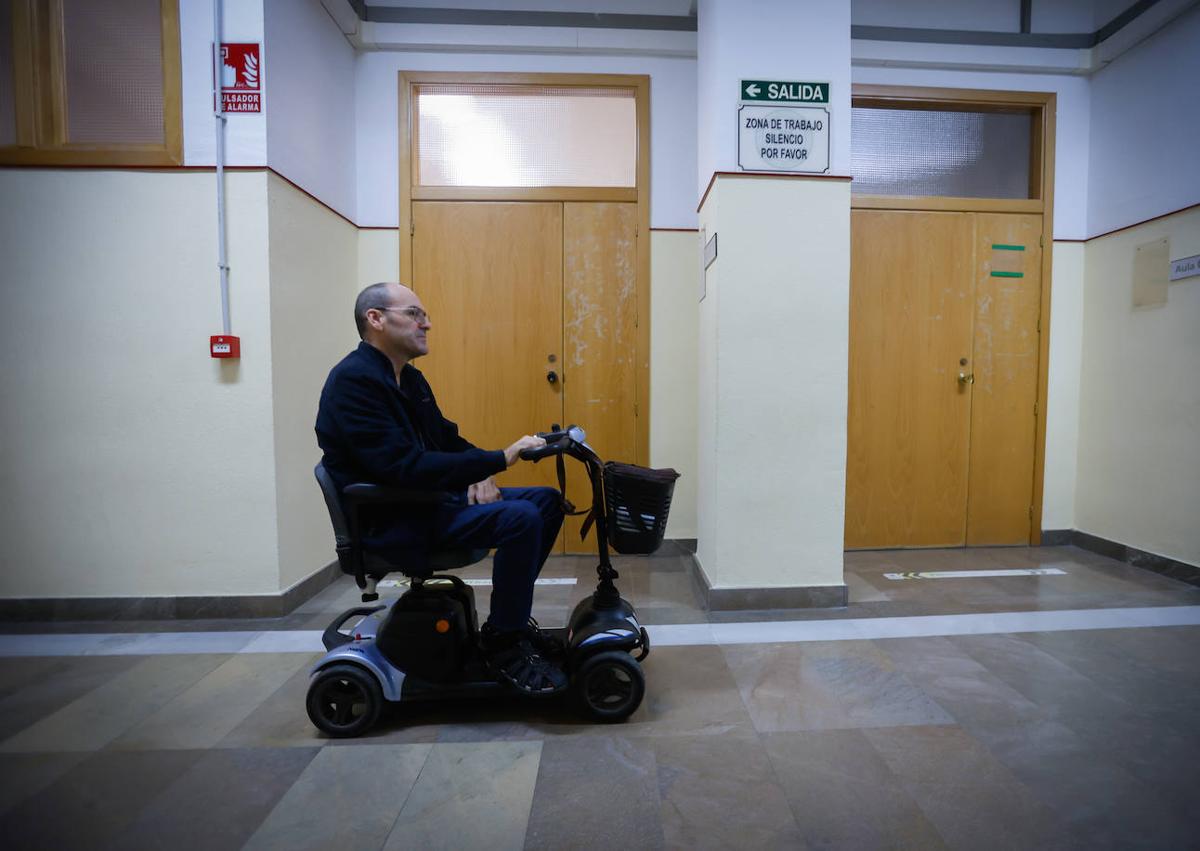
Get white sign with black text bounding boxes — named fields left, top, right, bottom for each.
left=1170, top=253, right=1199, bottom=281
left=738, top=104, right=829, bottom=174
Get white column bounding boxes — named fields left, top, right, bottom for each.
left=695, top=0, right=852, bottom=606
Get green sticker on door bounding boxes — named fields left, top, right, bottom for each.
left=990, top=243, right=1026, bottom=277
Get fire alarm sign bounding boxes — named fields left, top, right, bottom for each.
left=217, top=43, right=261, bottom=113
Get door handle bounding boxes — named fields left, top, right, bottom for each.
left=546, top=370, right=558, bottom=384
left=958, top=372, right=975, bottom=385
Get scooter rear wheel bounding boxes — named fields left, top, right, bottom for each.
left=307, top=663, right=383, bottom=738
left=573, top=651, right=645, bottom=722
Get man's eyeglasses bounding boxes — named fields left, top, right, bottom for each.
left=378, top=306, right=430, bottom=324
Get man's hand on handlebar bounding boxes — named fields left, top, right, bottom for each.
left=504, top=435, right=546, bottom=468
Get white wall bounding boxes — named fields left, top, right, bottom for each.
left=264, top=0, right=357, bottom=221
left=698, top=0, right=852, bottom=192
left=266, top=174, right=360, bottom=589
left=853, top=0, right=1022, bottom=31
left=698, top=177, right=850, bottom=589
left=1042, top=243, right=1085, bottom=530
left=181, top=0, right=267, bottom=165
left=358, top=229, right=401, bottom=284
left=0, top=170, right=281, bottom=597
left=354, top=50, right=697, bottom=228
left=649, top=231, right=699, bottom=539
left=1076, top=207, right=1200, bottom=565
left=1072, top=6, right=1200, bottom=563
left=1087, top=4, right=1200, bottom=238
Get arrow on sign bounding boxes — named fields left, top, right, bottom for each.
left=744, top=83, right=761, bottom=98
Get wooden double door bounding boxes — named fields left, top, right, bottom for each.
left=411, top=201, right=638, bottom=552
left=846, top=210, right=1043, bottom=548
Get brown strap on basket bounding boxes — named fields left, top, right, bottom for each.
left=555, top=452, right=595, bottom=539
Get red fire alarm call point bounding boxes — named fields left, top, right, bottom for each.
left=210, top=335, right=241, bottom=358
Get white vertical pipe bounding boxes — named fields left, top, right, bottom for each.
left=212, top=0, right=231, bottom=335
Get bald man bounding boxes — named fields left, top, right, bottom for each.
left=316, top=282, right=567, bottom=695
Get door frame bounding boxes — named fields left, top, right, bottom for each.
left=849, top=84, right=1056, bottom=545
left=397, top=70, right=651, bottom=466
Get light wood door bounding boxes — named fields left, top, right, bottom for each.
left=411, top=201, right=639, bottom=553
left=562, top=202, right=639, bottom=548
left=412, top=201, right=563, bottom=495
left=846, top=210, right=1043, bottom=549
left=966, top=214, right=1042, bottom=544
left=846, top=210, right=977, bottom=548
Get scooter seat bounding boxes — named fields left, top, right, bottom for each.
left=361, top=547, right=488, bottom=580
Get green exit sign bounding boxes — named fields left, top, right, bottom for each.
left=741, top=80, right=829, bottom=104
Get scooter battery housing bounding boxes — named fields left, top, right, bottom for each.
left=376, top=583, right=475, bottom=682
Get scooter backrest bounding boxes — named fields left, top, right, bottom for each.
left=314, top=462, right=352, bottom=549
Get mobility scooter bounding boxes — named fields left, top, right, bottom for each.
left=307, top=425, right=679, bottom=737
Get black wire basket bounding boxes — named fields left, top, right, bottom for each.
left=603, top=461, right=681, bottom=555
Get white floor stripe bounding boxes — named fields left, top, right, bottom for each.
left=1, top=606, right=1198, bottom=657
left=377, top=577, right=577, bottom=589
left=883, top=568, right=1068, bottom=580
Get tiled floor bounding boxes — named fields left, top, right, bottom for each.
left=1, top=546, right=1198, bottom=849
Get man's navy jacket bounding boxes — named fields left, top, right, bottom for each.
left=316, top=342, right=506, bottom=555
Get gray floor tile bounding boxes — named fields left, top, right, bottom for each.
left=217, top=653, right=330, bottom=748
left=614, top=644, right=756, bottom=737
left=652, top=730, right=804, bottom=849
left=764, top=728, right=945, bottom=850
left=1023, top=627, right=1200, bottom=715
left=108, top=653, right=314, bottom=750
left=723, top=640, right=955, bottom=732
left=0, top=750, right=89, bottom=816
left=524, top=736, right=664, bottom=850
left=0, top=748, right=205, bottom=850
left=384, top=740, right=542, bottom=850
left=323, top=701, right=445, bottom=745
left=0, top=655, right=143, bottom=742
left=966, top=716, right=1194, bottom=850
left=3, top=548, right=1199, bottom=850
left=947, top=633, right=1138, bottom=721
left=243, top=743, right=431, bottom=851
left=863, top=725, right=1071, bottom=850
left=1, top=653, right=228, bottom=753
left=1053, top=705, right=1200, bottom=829
left=876, top=636, right=1046, bottom=728
left=114, top=747, right=320, bottom=851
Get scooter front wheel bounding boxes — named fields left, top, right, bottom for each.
left=573, top=651, right=645, bottom=722
left=307, top=663, right=384, bottom=738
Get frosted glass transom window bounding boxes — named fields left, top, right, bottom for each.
left=63, top=0, right=165, bottom=145
left=851, top=107, right=1033, bottom=199
left=416, top=84, right=636, bottom=187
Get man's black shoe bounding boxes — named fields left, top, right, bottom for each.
left=480, top=623, right=568, bottom=696
left=524, top=616, right=566, bottom=659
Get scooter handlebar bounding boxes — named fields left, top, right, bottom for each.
left=520, top=424, right=585, bottom=461
left=519, top=443, right=563, bottom=462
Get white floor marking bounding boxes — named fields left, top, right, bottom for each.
left=883, top=568, right=1068, bottom=580
left=1, top=606, right=1198, bottom=657
left=377, top=577, right=577, bottom=589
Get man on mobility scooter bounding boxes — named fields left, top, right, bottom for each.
left=316, top=282, right=568, bottom=696
left=311, top=282, right=674, bottom=736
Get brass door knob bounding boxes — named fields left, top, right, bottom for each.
left=958, top=372, right=975, bottom=385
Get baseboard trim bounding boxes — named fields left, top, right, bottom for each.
left=1043, top=529, right=1200, bottom=588
left=688, top=554, right=848, bottom=611
left=1040, top=529, right=1073, bottom=546
left=0, top=561, right=342, bottom=622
